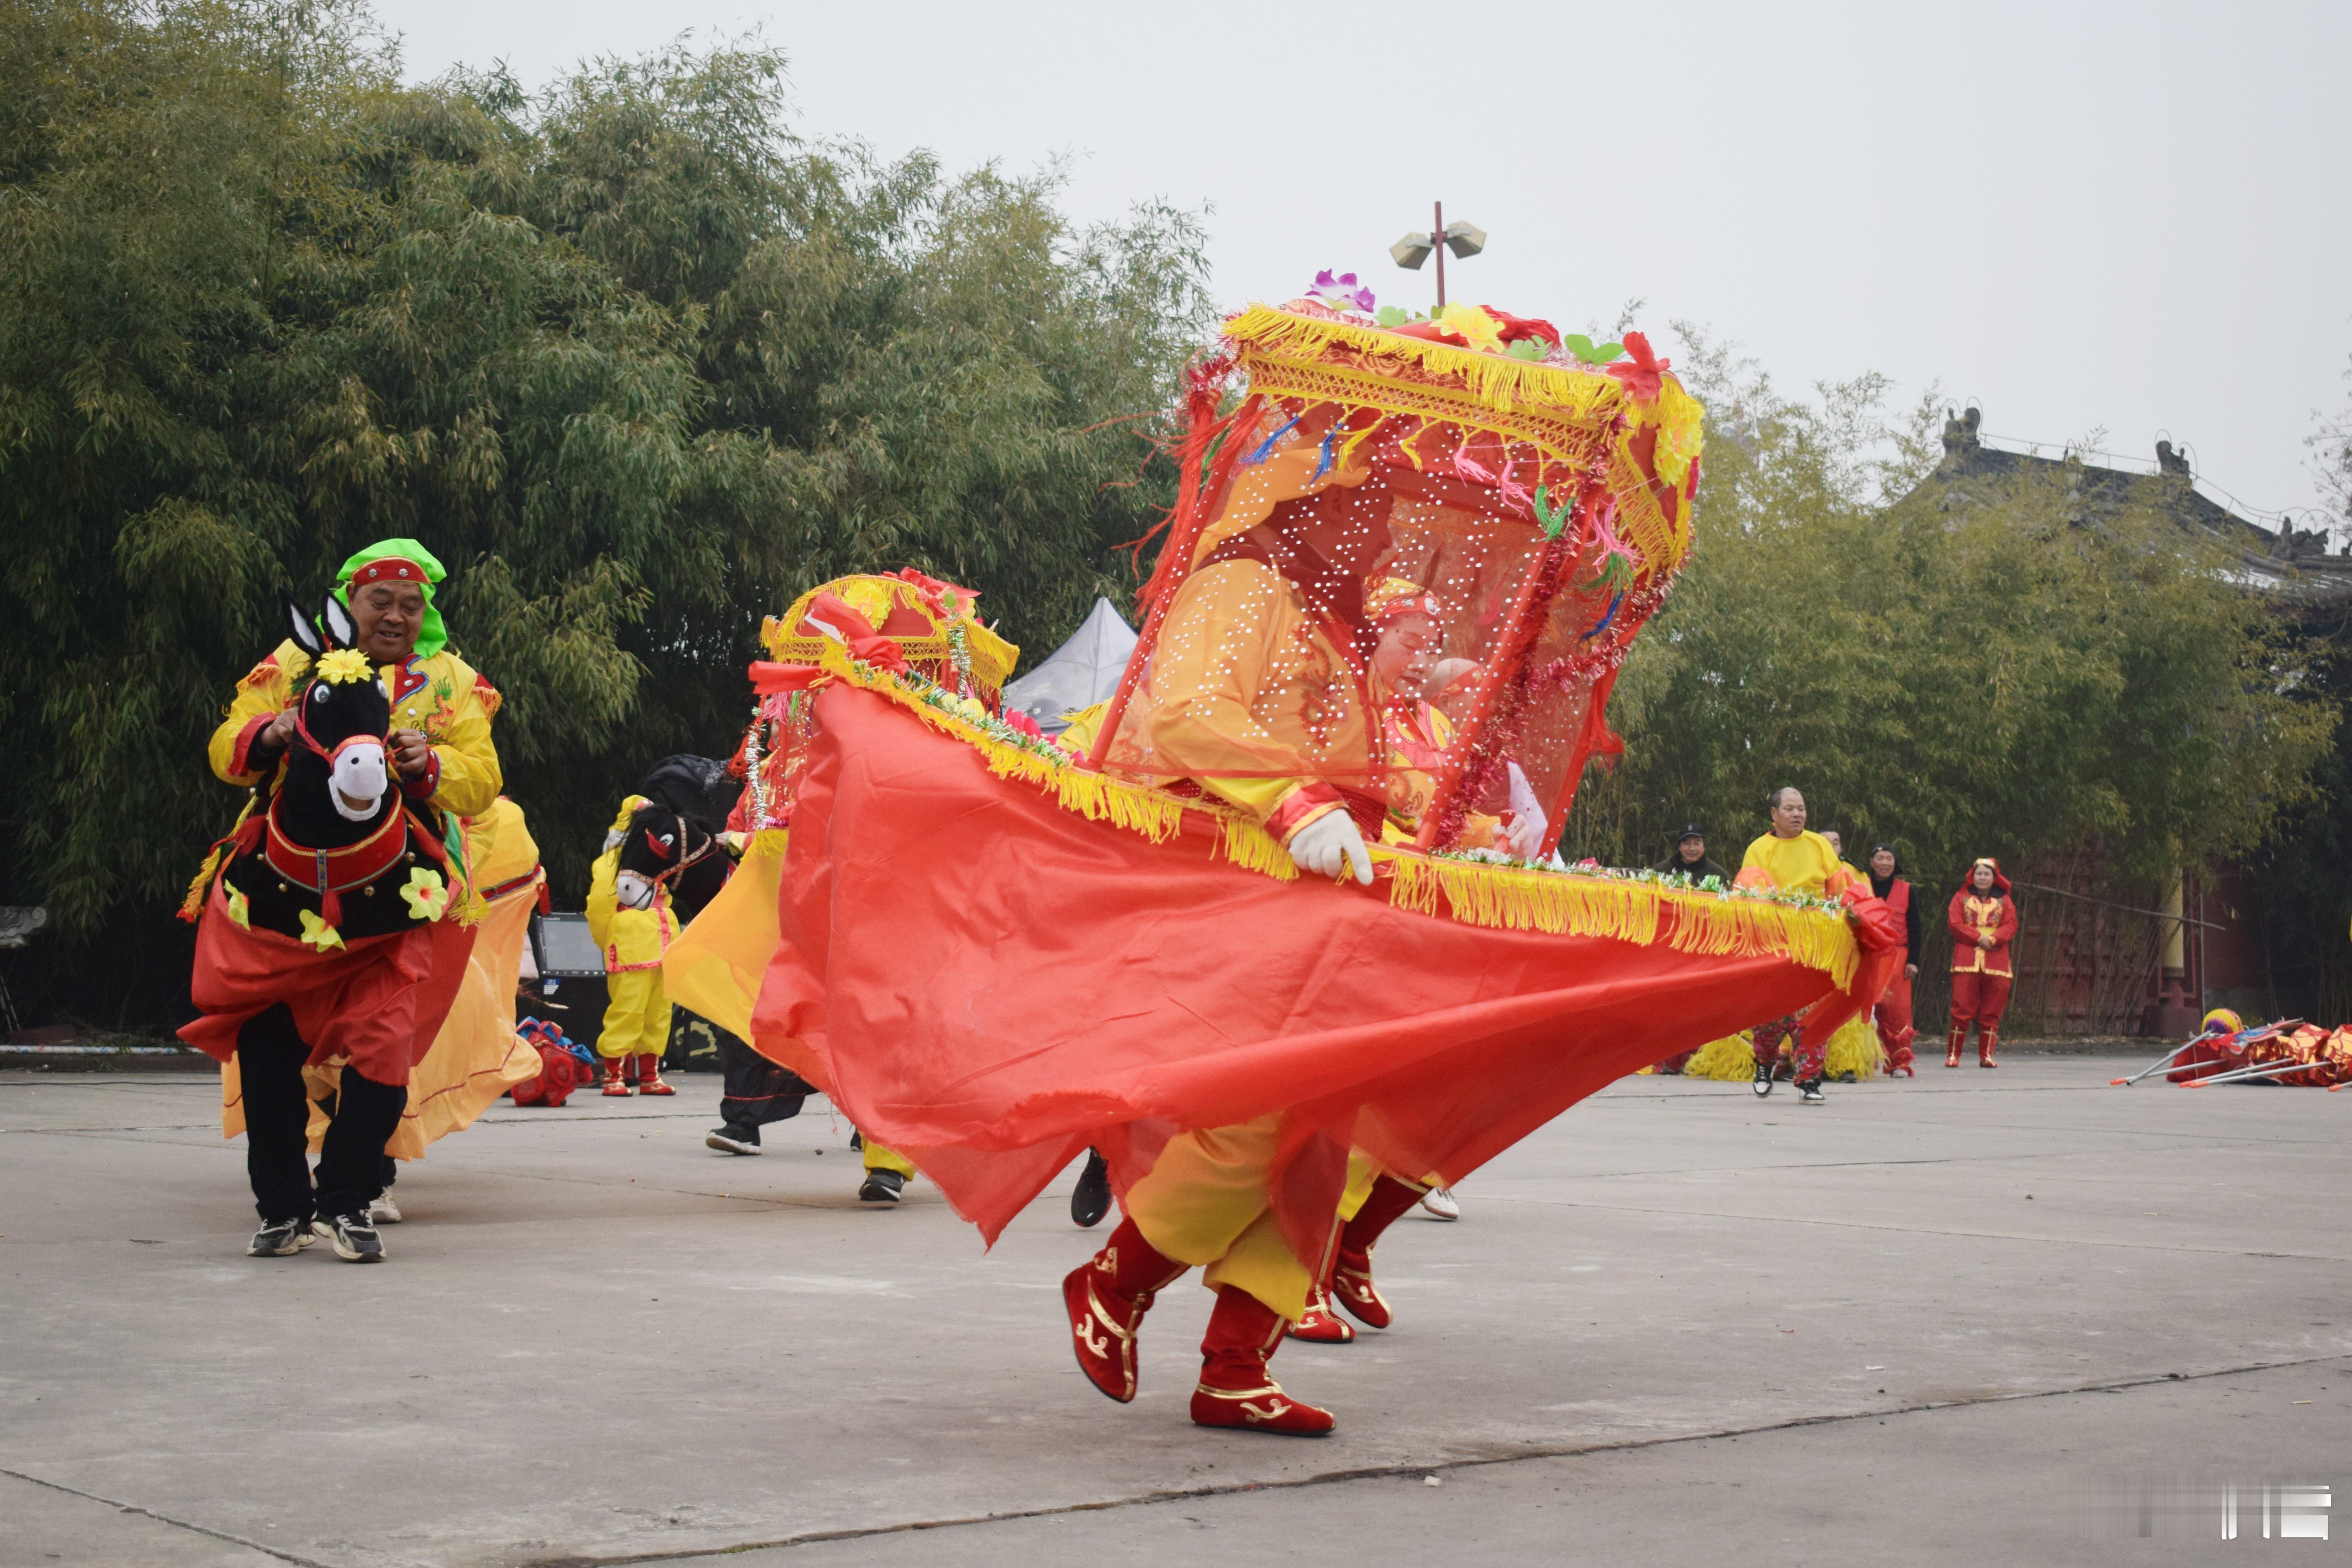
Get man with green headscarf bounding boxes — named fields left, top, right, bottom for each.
left=205, top=538, right=506, bottom=1258
left=212, top=538, right=504, bottom=820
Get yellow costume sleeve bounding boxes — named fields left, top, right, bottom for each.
left=1739, top=831, right=1839, bottom=897
left=206, top=641, right=304, bottom=788
left=398, top=652, right=503, bottom=820
left=1140, top=560, right=1365, bottom=832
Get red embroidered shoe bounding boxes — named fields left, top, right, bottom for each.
left=1329, top=1244, right=1391, bottom=1329
left=1285, top=1279, right=1355, bottom=1343
left=1886, top=1040, right=1916, bottom=1078
left=1190, top=1285, right=1334, bottom=1436
left=600, top=1058, right=631, bottom=1096
left=1944, top=1027, right=1965, bottom=1069
left=1062, top=1219, right=1184, bottom=1404
left=1979, top=1029, right=2000, bottom=1069
left=634, top=1053, right=675, bottom=1095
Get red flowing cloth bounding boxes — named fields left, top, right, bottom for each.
left=752, top=687, right=1891, bottom=1260
left=179, top=882, right=476, bottom=1086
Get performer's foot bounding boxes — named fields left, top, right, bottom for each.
left=1945, top=1028, right=1965, bottom=1069
left=858, top=1169, right=904, bottom=1203
left=707, top=1125, right=762, bottom=1154
left=1752, top=1060, right=1775, bottom=1097
left=1795, top=1077, right=1826, bottom=1105
left=1286, top=1281, right=1356, bottom=1343
left=1979, top=1031, right=1999, bottom=1069
left=1330, top=1244, right=1392, bottom=1329
left=1419, top=1186, right=1460, bottom=1221
left=601, top=1060, right=631, bottom=1096
left=246, top=1216, right=315, bottom=1257
left=1070, top=1148, right=1111, bottom=1229
left=635, top=1053, right=676, bottom=1095
left=849, top=1129, right=862, bottom=1152
left=1062, top=1225, right=1182, bottom=1403
left=312, top=1212, right=385, bottom=1262
left=1193, top=1286, right=1334, bottom=1435
left=365, top=1192, right=402, bottom=1225
left=1887, top=1045, right=1916, bottom=1079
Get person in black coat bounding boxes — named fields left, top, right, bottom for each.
left=1651, top=823, right=1730, bottom=881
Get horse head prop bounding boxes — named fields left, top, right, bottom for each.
left=210, top=592, right=461, bottom=948
left=611, top=802, right=717, bottom=916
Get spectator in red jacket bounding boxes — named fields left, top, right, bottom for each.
left=1866, top=845, right=1922, bottom=1076
left=1947, top=858, right=2018, bottom=1068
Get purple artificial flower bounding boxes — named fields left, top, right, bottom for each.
left=1310, top=269, right=1376, bottom=314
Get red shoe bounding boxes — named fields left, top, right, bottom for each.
left=1979, top=1029, right=1999, bottom=1069
left=1190, top=1286, right=1334, bottom=1435
left=600, top=1058, right=631, bottom=1096
left=1061, top=1220, right=1184, bottom=1404
left=1329, top=1243, right=1391, bottom=1329
left=1886, top=1041, right=1916, bottom=1079
left=1944, top=1027, right=1965, bottom=1069
left=635, top=1053, right=675, bottom=1095
left=1286, top=1280, right=1355, bottom=1343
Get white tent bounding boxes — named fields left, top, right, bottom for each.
left=1002, top=597, right=1137, bottom=734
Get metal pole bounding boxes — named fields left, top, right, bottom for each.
left=1433, top=200, right=1445, bottom=310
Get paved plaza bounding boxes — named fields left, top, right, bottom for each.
left=2, top=1056, right=2345, bottom=1566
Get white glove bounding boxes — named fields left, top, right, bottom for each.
left=1504, top=762, right=1547, bottom=861
left=1288, top=810, right=1373, bottom=886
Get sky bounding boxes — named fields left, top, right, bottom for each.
left=376, top=0, right=2352, bottom=530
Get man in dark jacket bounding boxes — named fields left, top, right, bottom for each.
left=1866, top=845, right=1923, bottom=1076
left=1652, top=824, right=1730, bottom=882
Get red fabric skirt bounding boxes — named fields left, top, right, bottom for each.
left=179, top=881, right=475, bottom=1087
left=753, top=686, right=1887, bottom=1258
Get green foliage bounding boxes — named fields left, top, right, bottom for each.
left=1565, top=332, right=2333, bottom=916
left=0, top=0, right=1205, bottom=1022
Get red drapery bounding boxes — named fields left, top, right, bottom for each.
left=752, top=686, right=1885, bottom=1255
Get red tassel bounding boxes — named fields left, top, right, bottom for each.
left=320, top=889, right=343, bottom=929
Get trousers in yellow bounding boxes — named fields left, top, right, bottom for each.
left=1123, top=1114, right=1368, bottom=1323
left=598, top=968, right=671, bottom=1060
left=862, top=1138, right=915, bottom=1178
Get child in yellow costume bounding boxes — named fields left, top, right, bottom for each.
left=586, top=795, right=678, bottom=1097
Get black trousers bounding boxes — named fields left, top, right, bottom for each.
left=717, top=1028, right=811, bottom=1142
left=236, top=1003, right=407, bottom=1223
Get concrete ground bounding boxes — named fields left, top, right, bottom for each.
left=1, top=1058, right=2345, bottom=1568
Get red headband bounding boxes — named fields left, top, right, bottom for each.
left=348, top=558, right=428, bottom=588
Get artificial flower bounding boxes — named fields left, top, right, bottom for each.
left=1309, top=269, right=1377, bottom=313
left=1433, top=303, right=1504, bottom=353
left=314, top=647, right=373, bottom=685
left=399, top=866, right=450, bottom=922
left=298, top=908, right=345, bottom=951
left=1605, top=330, right=1670, bottom=403
left=223, top=884, right=250, bottom=929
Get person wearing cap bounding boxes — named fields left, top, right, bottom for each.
left=205, top=538, right=504, bottom=1257
left=1866, top=845, right=1922, bottom=1076
left=1947, top=857, right=2018, bottom=1068
left=1651, top=824, right=1728, bottom=881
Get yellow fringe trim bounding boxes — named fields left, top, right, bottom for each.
left=1683, top=1034, right=1759, bottom=1081
left=1217, top=817, right=1299, bottom=882
left=1384, top=854, right=1857, bottom=986
left=1225, top=305, right=1627, bottom=418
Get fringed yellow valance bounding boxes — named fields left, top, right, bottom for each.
left=817, top=656, right=1855, bottom=985
left=1224, top=305, right=1626, bottom=418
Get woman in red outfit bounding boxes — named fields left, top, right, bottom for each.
left=1947, top=858, right=2018, bottom=1068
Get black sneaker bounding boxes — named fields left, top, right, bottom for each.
left=247, top=1216, right=315, bottom=1257
left=1070, top=1148, right=1111, bottom=1229
left=706, top=1125, right=762, bottom=1156
left=1796, top=1077, right=1826, bottom=1105
left=313, top=1212, right=385, bottom=1261
left=849, top=1130, right=863, bottom=1152
left=857, top=1169, right=904, bottom=1204
left=1751, top=1060, right=1774, bottom=1098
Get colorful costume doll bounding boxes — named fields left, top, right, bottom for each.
left=1947, top=857, right=2017, bottom=1067
left=585, top=793, right=720, bottom=1097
